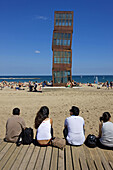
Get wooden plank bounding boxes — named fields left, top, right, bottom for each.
left=50, top=147, right=58, bottom=170
left=58, top=149, right=64, bottom=170
left=109, top=161, right=113, bottom=169
left=0, top=139, right=3, bottom=144
left=65, top=145, right=73, bottom=170
left=103, top=150, right=113, bottom=162
left=18, top=145, right=34, bottom=170
left=3, top=145, right=23, bottom=170
left=83, top=145, right=96, bottom=170
left=34, top=147, right=46, bottom=170
left=90, top=147, right=104, bottom=170
left=11, top=145, right=29, bottom=170
left=43, top=146, right=52, bottom=170
left=26, top=146, right=40, bottom=170
left=96, top=147, right=111, bottom=170
left=71, top=146, right=80, bottom=170
left=0, top=142, right=12, bottom=161
left=109, top=150, right=113, bottom=169
left=103, top=150, right=113, bottom=169
left=76, top=145, right=88, bottom=170
left=0, top=143, right=16, bottom=169
left=0, top=141, right=7, bottom=152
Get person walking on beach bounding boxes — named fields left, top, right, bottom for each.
left=34, top=81, right=37, bottom=92
left=34, top=106, right=53, bottom=145
left=63, top=106, right=85, bottom=146
left=110, top=81, right=112, bottom=89
left=106, top=81, right=109, bottom=90
left=4, top=108, right=26, bottom=143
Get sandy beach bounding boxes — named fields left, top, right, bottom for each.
left=0, top=86, right=113, bottom=139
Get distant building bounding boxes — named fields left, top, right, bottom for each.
left=52, top=11, right=73, bottom=86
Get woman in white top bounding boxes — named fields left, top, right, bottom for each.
left=64, top=106, right=85, bottom=146
left=34, top=106, right=53, bottom=145
left=98, top=112, right=113, bottom=148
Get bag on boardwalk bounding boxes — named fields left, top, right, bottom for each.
left=85, top=134, right=97, bottom=148
left=17, top=128, right=34, bottom=146
left=51, top=137, right=66, bottom=150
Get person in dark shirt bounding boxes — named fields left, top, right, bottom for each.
left=110, top=81, right=112, bottom=89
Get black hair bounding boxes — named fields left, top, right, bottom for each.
left=13, top=108, right=20, bottom=115
left=34, top=106, right=49, bottom=129
left=70, top=106, right=79, bottom=116
left=100, top=112, right=111, bottom=122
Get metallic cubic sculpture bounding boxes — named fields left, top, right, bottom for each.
left=52, top=11, right=73, bottom=86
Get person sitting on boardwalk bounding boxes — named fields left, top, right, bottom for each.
left=34, top=106, right=53, bottom=145
left=4, top=108, right=26, bottom=143
left=98, top=112, right=113, bottom=148
left=64, top=106, right=85, bottom=146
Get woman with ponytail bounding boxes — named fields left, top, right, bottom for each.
left=98, top=112, right=113, bottom=148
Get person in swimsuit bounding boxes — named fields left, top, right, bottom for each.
left=34, top=106, right=53, bottom=145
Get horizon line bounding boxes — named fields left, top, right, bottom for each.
left=0, top=74, right=113, bottom=76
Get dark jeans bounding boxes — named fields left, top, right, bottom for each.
left=63, top=127, right=68, bottom=139
left=97, top=138, right=113, bottom=150
left=29, top=86, right=33, bottom=92
left=34, top=88, right=37, bottom=92
left=51, top=127, right=54, bottom=139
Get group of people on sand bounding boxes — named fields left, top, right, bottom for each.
left=4, top=106, right=113, bottom=149
left=106, top=81, right=113, bottom=89
left=0, top=81, right=26, bottom=90
left=29, top=81, right=42, bottom=92
left=1, top=80, right=113, bottom=91
left=98, top=81, right=113, bottom=89
left=42, top=81, right=53, bottom=87
left=65, top=80, right=80, bottom=88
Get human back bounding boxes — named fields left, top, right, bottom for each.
left=65, top=115, right=85, bottom=145
left=99, top=112, right=113, bottom=147
left=64, top=106, right=85, bottom=146
left=36, top=118, right=52, bottom=140
left=100, top=121, right=113, bottom=147
left=5, top=108, right=26, bottom=143
left=34, top=106, right=53, bottom=145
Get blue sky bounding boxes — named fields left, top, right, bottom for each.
left=0, top=0, right=113, bottom=75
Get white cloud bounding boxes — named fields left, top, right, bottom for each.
left=35, top=50, right=40, bottom=54
left=35, top=15, right=48, bottom=20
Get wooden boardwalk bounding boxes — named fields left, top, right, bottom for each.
left=0, top=139, right=113, bottom=170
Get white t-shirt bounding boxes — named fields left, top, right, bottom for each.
left=64, top=115, right=85, bottom=145
left=36, top=119, right=51, bottom=140
left=100, top=122, right=113, bottom=147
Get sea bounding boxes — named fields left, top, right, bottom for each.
left=0, top=75, right=113, bottom=84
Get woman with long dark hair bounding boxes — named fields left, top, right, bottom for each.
left=98, top=112, right=113, bottom=148
left=34, top=106, right=53, bottom=145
